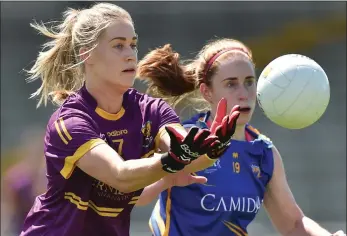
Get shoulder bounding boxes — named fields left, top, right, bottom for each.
left=125, top=88, right=179, bottom=124
left=246, top=124, right=273, bottom=148
left=125, top=88, right=170, bottom=110
left=48, top=107, right=95, bottom=132
left=244, top=124, right=275, bottom=186
left=46, top=101, right=100, bottom=146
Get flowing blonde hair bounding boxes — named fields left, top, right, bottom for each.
left=26, top=3, right=133, bottom=107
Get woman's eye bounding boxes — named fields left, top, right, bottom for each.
left=226, top=82, right=236, bottom=87
left=245, top=79, right=255, bottom=86
left=114, top=44, right=124, bottom=49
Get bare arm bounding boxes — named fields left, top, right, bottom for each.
left=135, top=176, right=169, bottom=206
left=264, top=146, right=332, bottom=236
left=77, top=143, right=169, bottom=193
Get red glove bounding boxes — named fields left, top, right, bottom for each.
left=207, top=98, right=240, bottom=159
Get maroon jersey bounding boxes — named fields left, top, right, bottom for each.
left=21, top=86, right=181, bottom=236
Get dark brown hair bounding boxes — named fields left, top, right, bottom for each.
left=137, top=38, right=254, bottom=109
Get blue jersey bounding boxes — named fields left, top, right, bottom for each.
left=149, top=111, right=274, bottom=236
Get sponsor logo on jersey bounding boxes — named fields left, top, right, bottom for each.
left=251, top=164, right=262, bottom=178
left=107, top=129, right=128, bottom=137
left=141, top=121, right=153, bottom=148
left=200, top=194, right=262, bottom=213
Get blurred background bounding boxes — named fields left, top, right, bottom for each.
left=1, top=1, right=346, bottom=235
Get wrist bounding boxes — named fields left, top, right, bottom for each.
left=160, top=152, right=186, bottom=173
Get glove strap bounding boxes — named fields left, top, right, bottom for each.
left=160, top=152, right=187, bottom=173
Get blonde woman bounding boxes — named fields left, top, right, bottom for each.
left=20, top=3, right=240, bottom=236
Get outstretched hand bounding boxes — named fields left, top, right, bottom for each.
left=161, top=126, right=219, bottom=173
left=210, top=98, right=240, bottom=134
left=207, top=98, right=240, bottom=159
left=162, top=171, right=207, bottom=188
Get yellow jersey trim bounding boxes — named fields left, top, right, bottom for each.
left=54, top=121, right=68, bottom=145
left=149, top=218, right=154, bottom=234
left=95, top=107, right=125, bottom=121
left=163, top=188, right=172, bottom=236
left=64, top=192, right=124, bottom=218
left=247, top=124, right=260, bottom=135
left=223, top=220, right=248, bottom=236
left=60, top=139, right=106, bottom=179
left=59, top=118, right=72, bottom=141
left=128, top=196, right=140, bottom=205
left=153, top=200, right=166, bottom=235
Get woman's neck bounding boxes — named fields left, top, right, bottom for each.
left=232, top=125, right=246, bottom=141
left=85, top=80, right=124, bottom=114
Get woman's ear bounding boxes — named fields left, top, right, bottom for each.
left=79, top=47, right=93, bottom=65
left=199, top=83, right=213, bottom=103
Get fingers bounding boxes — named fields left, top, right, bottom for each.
left=227, top=105, right=240, bottom=131
left=215, top=98, right=227, bottom=121
left=209, top=140, right=221, bottom=150
left=193, top=128, right=211, bottom=143
left=193, top=128, right=219, bottom=150
left=189, top=175, right=207, bottom=185
left=229, top=105, right=240, bottom=116
left=165, top=126, right=184, bottom=142
left=211, top=98, right=227, bottom=133
left=213, top=115, right=229, bottom=138
left=227, top=110, right=240, bottom=131
left=201, top=135, right=219, bottom=149
left=220, top=115, right=229, bottom=137
left=184, top=126, right=200, bottom=144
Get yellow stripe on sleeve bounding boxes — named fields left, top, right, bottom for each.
left=128, top=195, right=140, bottom=205
left=60, top=139, right=106, bottom=179
left=59, top=118, right=72, bottom=141
left=88, top=200, right=123, bottom=213
left=54, top=121, right=68, bottom=145
left=64, top=192, right=124, bottom=217
left=64, top=194, right=89, bottom=210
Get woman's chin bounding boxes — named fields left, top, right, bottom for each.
left=236, top=116, right=251, bottom=125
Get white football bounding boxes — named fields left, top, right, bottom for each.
left=257, top=54, right=330, bottom=129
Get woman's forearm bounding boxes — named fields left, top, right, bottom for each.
left=135, top=178, right=169, bottom=206
left=117, top=154, right=169, bottom=193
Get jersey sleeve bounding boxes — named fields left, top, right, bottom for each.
left=153, top=100, right=184, bottom=149
left=45, top=113, right=106, bottom=179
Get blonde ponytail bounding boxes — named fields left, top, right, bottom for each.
left=26, top=8, right=83, bottom=107
left=26, top=3, right=133, bottom=107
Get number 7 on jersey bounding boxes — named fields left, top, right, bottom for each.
left=112, top=139, right=124, bottom=155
